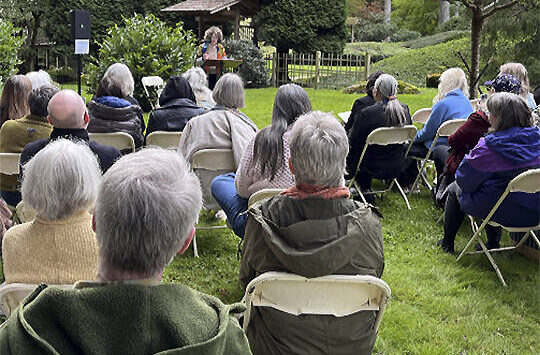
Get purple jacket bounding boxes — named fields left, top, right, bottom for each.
left=456, top=126, right=540, bottom=227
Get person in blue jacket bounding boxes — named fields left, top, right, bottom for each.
left=438, top=92, right=540, bottom=253
left=409, top=68, right=474, bottom=180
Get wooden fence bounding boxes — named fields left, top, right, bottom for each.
left=264, top=51, right=371, bottom=89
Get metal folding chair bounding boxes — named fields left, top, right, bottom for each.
left=456, top=168, right=540, bottom=286
left=145, top=131, right=182, bottom=150
left=247, top=188, right=284, bottom=208
left=348, top=125, right=417, bottom=209
left=411, top=108, right=431, bottom=125
left=141, top=76, right=164, bottom=110
left=88, top=132, right=136, bottom=153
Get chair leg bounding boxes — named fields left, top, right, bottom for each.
left=477, top=239, right=507, bottom=286
left=394, top=179, right=411, bottom=210
left=353, top=180, right=368, bottom=205
left=436, top=213, right=443, bottom=223
left=192, top=234, right=199, bottom=258
left=514, top=230, right=532, bottom=248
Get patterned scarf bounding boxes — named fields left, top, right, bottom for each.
left=281, top=184, right=350, bottom=199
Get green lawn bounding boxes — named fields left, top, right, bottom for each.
left=2, top=86, right=537, bottom=354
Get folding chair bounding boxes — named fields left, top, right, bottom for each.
left=141, top=76, right=164, bottom=110
left=337, top=111, right=351, bottom=124
left=411, top=108, right=431, bottom=125
left=190, top=149, right=236, bottom=257
left=88, top=132, right=136, bottom=153
left=456, top=168, right=540, bottom=286
left=247, top=188, right=284, bottom=208
left=0, top=283, right=73, bottom=317
left=243, top=272, right=391, bottom=334
left=409, top=119, right=467, bottom=194
left=347, top=125, right=417, bottom=209
left=145, top=131, right=182, bottom=149
left=0, top=153, right=21, bottom=210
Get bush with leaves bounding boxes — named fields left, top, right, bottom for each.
left=86, top=14, right=196, bottom=111
left=390, top=29, right=421, bottom=43
left=223, top=40, right=270, bottom=88
left=0, top=20, right=25, bottom=84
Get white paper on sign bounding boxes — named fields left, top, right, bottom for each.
left=75, top=39, right=89, bottom=54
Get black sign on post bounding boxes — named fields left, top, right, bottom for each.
left=70, top=10, right=90, bottom=96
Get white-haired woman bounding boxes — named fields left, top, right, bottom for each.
left=407, top=67, right=474, bottom=184
left=346, top=74, right=411, bottom=200
left=1, top=139, right=101, bottom=284
left=179, top=73, right=258, bottom=210
left=211, top=84, right=311, bottom=238
left=241, top=111, right=384, bottom=354
left=498, top=62, right=536, bottom=110
left=183, top=67, right=215, bottom=109
left=25, top=70, right=53, bottom=89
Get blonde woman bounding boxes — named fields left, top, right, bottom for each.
left=498, top=62, right=536, bottom=110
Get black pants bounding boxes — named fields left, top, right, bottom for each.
left=443, top=181, right=502, bottom=248
left=408, top=143, right=450, bottom=179
left=208, top=73, right=217, bottom=90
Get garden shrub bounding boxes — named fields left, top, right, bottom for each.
left=373, top=37, right=474, bottom=87
left=343, top=80, right=420, bottom=94
left=390, top=29, right=421, bottom=43
left=223, top=40, right=270, bottom=88
left=49, top=66, right=77, bottom=84
left=344, top=42, right=408, bottom=63
left=0, top=20, right=25, bottom=84
left=86, top=14, right=196, bottom=111
left=403, top=30, right=469, bottom=49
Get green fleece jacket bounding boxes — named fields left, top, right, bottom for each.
left=240, top=195, right=384, bottom=355
left=0, top=283, right=252, bottom=354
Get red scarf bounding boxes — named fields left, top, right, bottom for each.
left=282, top=184, right=350, bottom=199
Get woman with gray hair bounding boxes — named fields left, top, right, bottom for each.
left=1, top=139, right=101, bottom=284
left=438, top=93, right=540, bottom=253
left=498, top=62, right=536, bottom=110
left=211, top=84, right=311, bottom=238
left=240, top=111, right=384, bottom=354
left=183, top=67, right=215, bottom=109
left=346, top=74, right=411, bottom=200
left=179, top=73, right=258, bottom=210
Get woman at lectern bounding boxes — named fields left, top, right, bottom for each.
left=197, top=26, right=227, bottom=90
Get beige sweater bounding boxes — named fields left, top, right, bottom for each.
left=1, top=211, right=99, bottom=284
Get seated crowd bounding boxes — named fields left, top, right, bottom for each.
left=0, top=59, right=538, bottom=354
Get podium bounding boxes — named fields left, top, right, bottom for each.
left=202, top=59, right=243, bottom=77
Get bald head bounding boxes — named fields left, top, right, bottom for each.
left=47, top=90, right=87, bottom=129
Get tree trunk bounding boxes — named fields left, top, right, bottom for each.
left=21, top=12, right=42, bottom=72
left=384, top=0, right=391, bottom=24
left=469, top=11, right=484, bottom=99
left=438, top=1, right=450, bottom=26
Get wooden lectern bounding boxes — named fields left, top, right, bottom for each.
left=202, top=59, right=243, bottom=78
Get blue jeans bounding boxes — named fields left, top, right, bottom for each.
left=211, top=173, right=248, bottom=239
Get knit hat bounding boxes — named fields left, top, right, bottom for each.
left=484, top=74, right=522, bottom=94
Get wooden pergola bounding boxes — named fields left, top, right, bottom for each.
left=161, top=0, right=259, bottom=40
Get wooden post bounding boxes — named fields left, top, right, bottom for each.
left=56, top=56, right=59, bottom=68
left=234, top=6, right=240, bottom=40
left=272, top=52, right=277, bottom=87
left=364, top=52, right=371, bottom=80
left=315, top=51, right=321, bottom=89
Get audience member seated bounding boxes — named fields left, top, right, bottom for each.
left=0, top=148, right=251, bottom=354
left=346, top=74, right=411, bottom=200
left=183, top=67, right=216, bottom=109
left=179, top=73, right=258, bottom=209
left=345, top=70, right=384, bottom=133
left=145, top=76, right=206, bottom=137
left=1, top=139, right=100, bottom=284
left=20, top=89, right=121, bottom=174
left=211, top=84, right=311, bottom=238
left=434, top=74, right=523, bottom=207
left=0, top=85, right=59, bottom=206
left=88, top=76, right=144, bottom=148
left=406, top=68, right=473, bottom=186
left=0, top=75, right=32, bottom=128
left=25, top=70, right=53, bottom=89
left=497, top=62, right=536, bottom=110
left=240, top=111, right=384, bottom=355
left=438, top=93, right=540, bottom=253
left=102, top=62, right=146, bottom=131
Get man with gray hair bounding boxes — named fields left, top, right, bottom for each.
left=0, top=85, right=59, bottom=206
left=0, top=148, right=251, bottom=354
left=19, top=89, right=121, bottom=174
left=240, top=111, right=384, bottom=355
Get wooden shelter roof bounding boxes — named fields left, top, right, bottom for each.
left=162, top=0, right=258, bottom=17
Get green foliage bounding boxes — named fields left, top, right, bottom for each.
left=48, top=66, right=77, bottom=84
left=256, top=0, right=347, bottom=54
left=403, top=30, right=469, bottom=49
left=0, top=19, right=25, bottom=83
left=481, top=2, right=539, bottom=84
left=343, top=80, right=421, bottom=95
left=393, top=0, right=439, bottom=35
left=85, top=14, right=196, bottom=111
left=223, top=40, right=270, bottom=88
left=390, top=28, right=421, bottom=43
left=373, top=37, right=473, bottom=87
left=344, top=42, right=409, bottom=61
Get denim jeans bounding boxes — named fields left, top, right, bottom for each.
left=211, top=173, right=248, bottom=239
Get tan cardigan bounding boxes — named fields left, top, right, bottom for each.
left=1, top=211, right=99, bottom=284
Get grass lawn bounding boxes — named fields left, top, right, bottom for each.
left=2, top=86, right=537, bottom=353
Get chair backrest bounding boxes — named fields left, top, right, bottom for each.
left=0, top=283, right=73, bottom=317
left=411, top=108, right=431, bottom=124
left=88, top=132, right=135, bottom=153
left=247, top=188, right=284, bottom=208
left=243, top=272, right=391, bottom=333
left=141, top=76, right=164, bottom=110
left=435, top=118, right=467, bottom=138
left=0, top=153, right=21, bottom=175
left=190, top=149, right=235, bottom=171
left=146, top=131, right=182, bottom=150
left=366, top=125, right=417, bottom=146
left=508, top=168, right=540, bottom=194
left=337, top=111, right=351, bottom=123
left=141, top=76, right=164, bottom=88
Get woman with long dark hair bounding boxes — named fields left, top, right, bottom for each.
left=211, top=84, right=312, bottom=238
left=0, top=75, right=32, bottom=128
